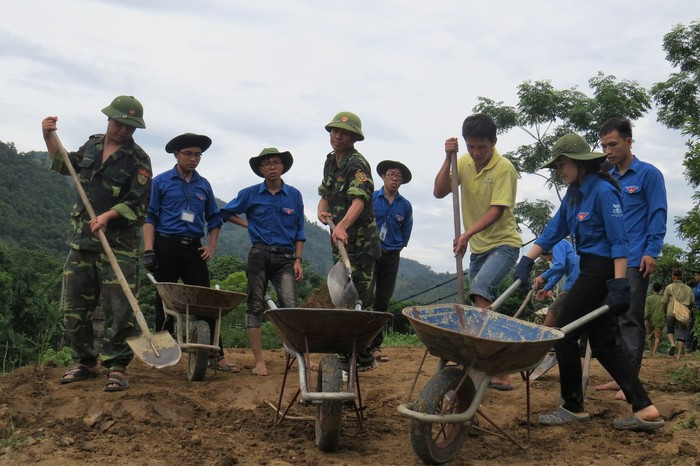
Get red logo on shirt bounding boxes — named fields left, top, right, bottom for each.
left=577, top=212, right=589, bottom=221
left=197, top=193, right=205, bottom=201
left=625, top=186, right=639, bottom=193
left=283, top=208, right=295, bottom=215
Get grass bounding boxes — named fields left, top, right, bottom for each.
left=383, top=330, right=424, bottom=348
left=0, top=420, right=28, bottom=449
left=668, top=364, right=700, bottom=392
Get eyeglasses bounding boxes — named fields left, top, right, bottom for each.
left=384, top=172, right=403, bottom=180
left=177, top=150, right=202, bottom=158
left=260, top=160, right=283, bottom=168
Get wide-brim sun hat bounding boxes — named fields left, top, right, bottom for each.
left=249, top=147, right=293, bottom=177
left=165, top=133, right=212, bottom=154
left=376, top=160, right=412, bottom=184
left=101, top=95, right=146, bottom=129
left=541, top=133, right=605, bottom=169
left=325, top=111, right=365, bottom=141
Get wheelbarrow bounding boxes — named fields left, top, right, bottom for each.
left=148, top=274, right=246, bottom=381
left=397, top=280, right=610, bottom=464
left=264, top=298, right=392, bottom=452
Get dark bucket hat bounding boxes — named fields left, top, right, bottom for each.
left=165, top=133, right=212, bottom=154
left=249, top=147, right=293, bottom=177
left=541, top=133, right=605, bottom=169
left=376, top=160, right=412, bottom=184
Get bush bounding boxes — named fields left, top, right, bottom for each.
left=221, top=322, right=282, bottom=350
left=383, top=330, right=424, bottom=348
left=669, top=364, right=700, bottom=392
left=40, top=347, right=72, bottom=367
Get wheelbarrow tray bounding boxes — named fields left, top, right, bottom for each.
left=403, top=304, right=564, bottom=375
left=154, top=282, right=246, bottom=319
left=266, top=308, right=392, bottom=354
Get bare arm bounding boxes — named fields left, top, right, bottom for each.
left=227, top=215, right=248, bottom=228
left=434, top=137, right=459, bottom=198
left=294, top=240, right=304, bottom=281
left=453, top=205, right=505, bottom=255
left=613, top=257, right=628, bottom=279
left=200, top=227, right=220, bottom=261
left=317, top=197, right=330, bottom=224
left=143, top=223, right=156, bottom=250
left=41, top=116, right=61, bottom=160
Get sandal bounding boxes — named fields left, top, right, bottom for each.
left=613, top=414, right=665, bottom=432
left=372, top=350, right=390, bottom=363
left=104, top=368, right=128, bottom=392
left=539, top=406, right=590, bottom=425
left=59, top=365, right=98, bottom=384
left=215, top=362, right=240, bottom=373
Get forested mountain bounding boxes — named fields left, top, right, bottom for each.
left=0, top=140, right=455, bottom=305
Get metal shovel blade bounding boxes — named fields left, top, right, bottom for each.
left=126, top=331, right=181, bottom=369
left=530, top=353, right=558, bottom=380
left=327, top=261, right=359, bottom=309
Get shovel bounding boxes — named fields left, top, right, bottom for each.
left=49, top=131, right=181, bottom=368
left=326, top=219, right=359, bottom=308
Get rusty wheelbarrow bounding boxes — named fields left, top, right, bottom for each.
left=397, top=280, right=610, bottom=464
left=149, top=275, right=246, bottom=381
left=265, top=299, right=391, bottom=452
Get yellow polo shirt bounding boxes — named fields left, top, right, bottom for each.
left=457, top=149, right=521, bottom=254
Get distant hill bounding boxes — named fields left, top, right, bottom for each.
left=0, top=140, right=456, bottom=305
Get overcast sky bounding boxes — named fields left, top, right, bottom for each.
left=1, top=1, right=696, bottom=273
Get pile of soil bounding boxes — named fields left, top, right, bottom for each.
left=0, top=348, right=698, bottom=465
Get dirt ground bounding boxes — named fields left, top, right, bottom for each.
left=0, top=346, right=698, bottom=465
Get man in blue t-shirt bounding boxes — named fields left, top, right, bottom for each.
left=369, top=160, right=413, bottom=362
left=596, top=118, right=667, bottom=399
left=221, top=148, right=305, bottom=376
left=143, top=133, right=236, bottom=372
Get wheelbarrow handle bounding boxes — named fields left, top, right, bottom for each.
left=560, top=304, right=610, bottom=335
left=325, top=219, right=352, bottom=272
left=488, top=279, right=521, bottom=312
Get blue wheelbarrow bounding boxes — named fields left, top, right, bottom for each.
left=265, top=299, right=392, bottom=452
left=397, top=280, right=610, bottom=464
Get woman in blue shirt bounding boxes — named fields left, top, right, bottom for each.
left=514, top=133, right=663, bottom=431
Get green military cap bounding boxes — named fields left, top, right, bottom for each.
left=325, top=111, right=365, bottom=141
left=101, top=95, right=146, bottom=129
left=541, top=133, right=605, bottom=169
left=249, top=147, right=294, bottom=177
left=376, top=160, right=412, bottom=184
left=165, top=133, right=212, bottom=153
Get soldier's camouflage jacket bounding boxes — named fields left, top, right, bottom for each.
left=51, top=134, right=152, bottom=253
left=318, top=150, right=380, bottom=260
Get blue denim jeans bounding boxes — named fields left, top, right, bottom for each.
left=468, top=245, right=519, bottom=304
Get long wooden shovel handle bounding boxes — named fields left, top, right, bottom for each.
left=326, top=219, right=353, bottom=273
left=450, top=151, right=465, bottom=305
left=49, top=131, right=152, bottom=337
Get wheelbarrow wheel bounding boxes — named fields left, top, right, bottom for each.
left=187, top=320, right=210, bottom=382
left=409, top=367, right=476, bottom=464
left=315, top=354, right=343, bottom=452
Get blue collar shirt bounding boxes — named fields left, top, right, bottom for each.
left=540, top=239, right=580, bottom=292
left=536, top=174, right=628, bottom=260
left=145, top=166, right=222, bottom=239
left=220, top=181, right=306, bottom=249
left=372, top=188, right=413, bottom=251
left=609, top=156, right=667, bottom=267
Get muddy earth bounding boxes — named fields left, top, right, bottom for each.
left=0, top=346, right=698, bottom=465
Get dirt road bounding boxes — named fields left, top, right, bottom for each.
left=0, top=347, right=698, bottom=465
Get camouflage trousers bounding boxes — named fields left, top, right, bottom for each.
left=333, top=251, right=376, bottom=309
left=61, top=248, right=140, bottom=368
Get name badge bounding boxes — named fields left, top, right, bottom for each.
left=379, top=223, right=388, bottom=242
left=181, top=209, right=195, bottom=223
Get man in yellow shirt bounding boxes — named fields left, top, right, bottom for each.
left=433, top=113, right=521, bottom=389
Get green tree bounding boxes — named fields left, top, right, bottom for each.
left=474, top=73, right=651, bottom=199
left=514, top=199, right=555, bottom=238
left=651, top=20, right=700, bottom=263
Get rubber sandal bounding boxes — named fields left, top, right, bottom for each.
left=104, top=369, right=128, bottom=392
left=488, top=383, right=514, bottom=391
left=59, top=365, right=98, bottom=384
left=539, top=406, right=590, bottom=425
left=214, top=362, right=240, bottom=373
left=372, top=350, right=390, bottom=363
left=613, top=414, right=665, bottom=432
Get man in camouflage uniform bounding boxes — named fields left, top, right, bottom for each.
left=42, top=95, right=151, bottom=392
left=317, top=111, right=381, bottom=370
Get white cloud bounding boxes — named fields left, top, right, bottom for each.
left=1, top=0, right=696, bottom=273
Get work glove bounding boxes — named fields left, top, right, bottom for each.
left=605, top=278, right=630, bottom=315
left=143, top=250, right=158, bottom=273
left=513, top=256, right=534, bottom=291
